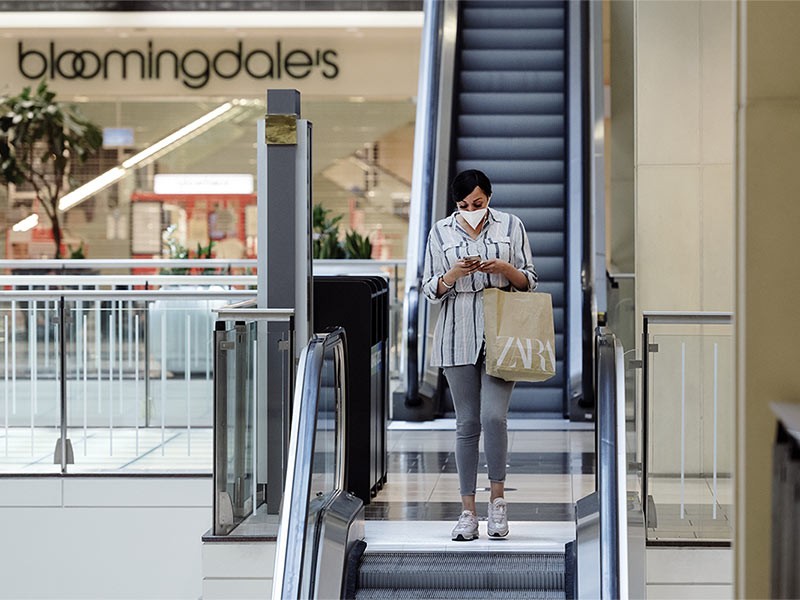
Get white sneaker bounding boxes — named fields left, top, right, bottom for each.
left=451, top=510, right=479, bottom=541
left=487, top=497, right=509, bottom=538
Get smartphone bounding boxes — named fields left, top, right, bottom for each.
left=463, top=255, right=481, bottom=264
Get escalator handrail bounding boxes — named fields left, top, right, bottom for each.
left=596, top=329, right=629, bottom=599
left=272, top=327, right=348, bottom=600
left=404, top=284, right=421, bottom=403
left=403, top=0, right=444, bottom=407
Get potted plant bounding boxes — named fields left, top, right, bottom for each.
left=0, top=81, right=102, bottom=258
left=312, top=203, right=372, bottom=259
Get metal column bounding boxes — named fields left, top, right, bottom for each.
left=257, top=89, right=313, bottom=513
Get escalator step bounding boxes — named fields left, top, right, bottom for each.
left=358, top=551, right=565, bottom=591
left=458, top=115, right=564, bottom=138
left=356, top=589, right=566, bottom=599
left=461, top=71, right=564, bottom=93
left=459, top=93, right=565, bottom=116
left=458, top=136, right=564, bottom=161
left=462, top=7, right=565, bottom=30
left=463, top=28, right=565, bottom=51
left=461, top=49, right=565, bottom=72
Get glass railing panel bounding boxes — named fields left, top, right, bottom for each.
left=148, top=296, right=224, bottom=429
left=0, top=283, right=250, bottom=474
left=606, top=277, right=636, bottom=432
left=0, top=299, right=62, bottom=473
left=646, top=326, right=733, bottom=543
left=213, top=321, right=257, bottom=534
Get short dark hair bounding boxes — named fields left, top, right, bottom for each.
left=450, top=169, right=492, bottom=204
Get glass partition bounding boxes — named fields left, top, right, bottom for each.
left=642, top=313, right=733, bottom=544
left=213, top=322, right=257, bottom=535
left=211, top=306, right=294, bottom=537
left=0, top=286, right=249, bottom=473
left=0, top=299, right=61, bottom=473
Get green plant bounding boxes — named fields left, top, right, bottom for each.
left=196, top=240, right=215, bottom=259
left=196, top=240, right=216, bottom=274
left=344, top=229, right=373, bottom=259
left=67, top=241, right=85, bottom=259
left=312, top=203, right=345, bottom=259
left=311, top=203, right=373, bottom=260
left=0, top=81, right=102, bottom=258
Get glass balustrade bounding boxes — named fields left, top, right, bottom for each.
left=211, top=305, right=294, bottom=536
left=0, top=286, right=250, bottom=473
left=641, top=313, right=733, bottom=544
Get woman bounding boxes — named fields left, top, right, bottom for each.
left=422, top=169, right=538, bottom=541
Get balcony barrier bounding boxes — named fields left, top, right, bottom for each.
left=213, top=304, right=294, bottom=535
left=0, top=279, right=251, bottom=474
left=640, top=311, right=734, bottom=545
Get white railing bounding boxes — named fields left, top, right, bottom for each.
left=0, top=281, right=252, bottom=474
left=0, top=259, right=407, bottom=474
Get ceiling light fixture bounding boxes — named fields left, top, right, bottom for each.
left=58, top=101, right=238, bottom=212
left=12, top=213, right=39, bottom=232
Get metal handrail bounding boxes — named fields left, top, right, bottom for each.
left=214, top=307, right=294, bottom=321
left=596, top=329, right=628, bottom=598
left=273, top=327, right=348, bottom=600
left=403, top=0, right=444, bottom=407
left=0, top=275, right=256, bottom=287
left=404, top=285, right=421, bottom=405
left=0, top=290, right=254, bottom=301
left=0, top=258, right=257, bottom=270
left=0, top=258, right=406, bottom=270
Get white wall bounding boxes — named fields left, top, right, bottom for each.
left=202, top=541, right=276, bottom=599
left=647, top=547, right=732, bottom=599
left=735, top=1, right=800, bottom=594
left=634, top=0, right=735, bottom=475
left=0, top=477, right=211, bottom=599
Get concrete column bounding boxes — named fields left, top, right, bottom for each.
left=736, top=2, right=800, bottom=596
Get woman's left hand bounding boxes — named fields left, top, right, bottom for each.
left=480, top=259, right=530, bottom=291
left=477, top=259, right=512, bottom=276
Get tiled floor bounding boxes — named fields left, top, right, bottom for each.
left=366, top=420, right=731, bottom=547
left=648, top=477, right=733, bottom=542
left=364, top=421, right=592, bottom=550
left=0, top=427, right=212, bottom=473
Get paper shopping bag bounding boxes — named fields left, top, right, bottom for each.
left=483, top=288, right=557, bottom=382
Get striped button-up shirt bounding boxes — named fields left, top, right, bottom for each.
left=422, top=208, right=538, bottom=367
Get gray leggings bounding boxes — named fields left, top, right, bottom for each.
left=444, top=356, right=515, bottom=496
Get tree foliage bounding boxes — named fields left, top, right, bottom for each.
left=0, top=81, right=102, bottom=258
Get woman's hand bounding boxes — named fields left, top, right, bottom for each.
left=479, top=259, right=530, bottom=291
left=477, top=259, right=511, bottom=276
left=438, top=258, right=481, bottom=294
left=449, top=258, right=482, bottom=281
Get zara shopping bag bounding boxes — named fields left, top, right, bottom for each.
left=483, top=288, right=557, bottom=382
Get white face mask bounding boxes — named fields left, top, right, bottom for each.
left=460, top=207, right=488, bottom=230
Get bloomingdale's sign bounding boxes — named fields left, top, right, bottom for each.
left=17, top=40, right=340, bottom=89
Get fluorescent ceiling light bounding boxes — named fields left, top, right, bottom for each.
left=59, top=167, right=126, bottom=211
left=0, top=11, right=423, bottom=29
left=12, top=213, right=39, bottom=232
left=121, top=102, right=234, bottom=169
left=58, top=101, right=239, bottom=212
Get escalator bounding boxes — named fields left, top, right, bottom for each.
left=403, top=0, right=582, bottom=419
left=271, top=325, right=639, bottom=599
left=452, top=0, right=570, bottom=416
